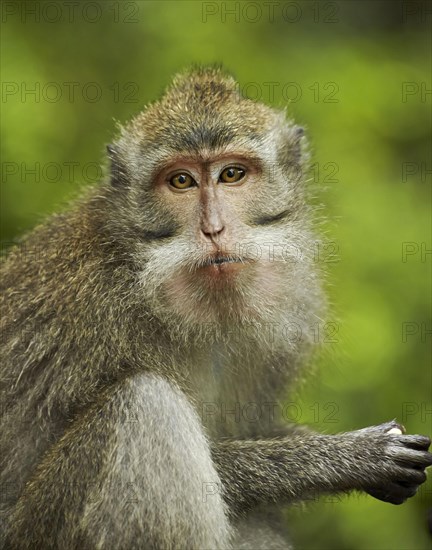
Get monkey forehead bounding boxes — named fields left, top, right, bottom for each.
left=125, top=101, right=279, bottom=151
left=121, top=107, right=289, bottom=174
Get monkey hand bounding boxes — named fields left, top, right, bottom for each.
left=354, top=420, right=432, bottom=505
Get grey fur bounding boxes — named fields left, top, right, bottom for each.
left=1, top=66, right=431, bottom=549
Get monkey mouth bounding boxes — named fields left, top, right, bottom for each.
left=198, top=253, right=250, bottom=280
left=202, top=254, right=244, bottom=267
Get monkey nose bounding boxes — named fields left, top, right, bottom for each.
left=200, top=199, right=225, bottom=239
left=201, top=223, right=225, bottom=239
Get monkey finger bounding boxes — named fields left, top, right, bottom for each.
left=391, top=466, right=427, bottom=485
left=389, top=447, right=432, bottom=468
left=395, top=434, right=431, bottom=451
left=367, top=480, right=420, bottom=505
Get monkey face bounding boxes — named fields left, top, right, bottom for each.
left=107, top=68, right=321, bottom=333
left=122, top=145, right=318, bottom=334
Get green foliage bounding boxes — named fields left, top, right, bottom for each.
left=1, top=2, right=430, bottom=548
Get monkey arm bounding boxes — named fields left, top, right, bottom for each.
left=211, top=422, right=432, bottom=515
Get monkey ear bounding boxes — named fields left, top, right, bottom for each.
left=293, top=126, right=305, bottom=157
left=290, top=125, right=308, bottom=168
left=279, top=125, right=308, bottom=184
left=294, top=126, right=304, bottom=140
left=106, top=144, right=127, bottom=187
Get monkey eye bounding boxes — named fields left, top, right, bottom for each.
left=169, top=173, right=196, bottom=190
left=219, top=166, right=245, bottom=184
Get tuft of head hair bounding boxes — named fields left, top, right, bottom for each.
left=119, top=65, right=282, bottom=153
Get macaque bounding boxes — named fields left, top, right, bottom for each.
left=1, top=66, right=431, bottom=549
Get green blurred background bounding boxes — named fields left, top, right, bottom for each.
left=1, top=1, right=431, bottom=548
